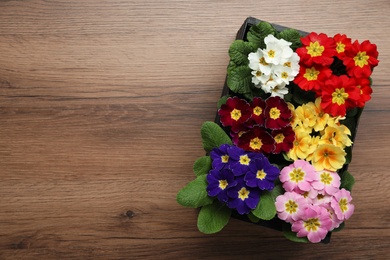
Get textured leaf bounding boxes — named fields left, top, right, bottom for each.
left=193, top=156, right=212, bottom=176
left=277, top=29, right=302, bottom=50
left=339, top=171, right=355, bottom=191
left=228, top=40, right=256, bottom=65
left=247, top=22, right=276, bottom=49
left=197, top=201, right=231, bottom=234
left=248, top=212, right=260, bottom=223
left=201, top=121, right=232, bottom=153
left=226, top=65, right=253, bottom=96
left=176, top=175, right=213, bottom=208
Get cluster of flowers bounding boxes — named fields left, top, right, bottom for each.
left=218, top=96, right=295, bottom=155
left=248, top=34, right=300, bottom=98
left=287, top=97, right=353, bottom=172
left=294, top=32, right=379, bottom=117
left=276, top=160, right=354, bottom=243
left=207, top=144, right=280, bottom=214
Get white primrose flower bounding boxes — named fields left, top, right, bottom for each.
left=263, top=35, right=294, bottom=65
left=270, top=84, right=289, bottom=98
left=247, top=34, right=300, bottom=98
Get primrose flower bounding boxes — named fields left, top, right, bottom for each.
left=210, top=144, right=231, bottom=170
left=331, top=188, right=355, bottom=221
left=275, top=191, right=308, bottom=223
left=287, top=130, right=313, bottom=160
left=262, top=34, right=294, bottom=65
left=294, top=64, right=332, bottom=94
left=319, top=125, right=352, bottom=149
left=249, top=97, right=266, bottom=126
left=271, top=126, right=295, bottom=154
left=245, top=156, right=280, bottom=190
left=237, top=126, right=275, bottom=154
left=207, top=169, right=237, bottom=203
left=311, top=170, right=341, bottom=196
left=218, top=97, right=252, bottom=133
left=312, top=97, right=330, bottom=132
left=227, top=146, right=255, bottom=176
left=291, top=205, right=333, bottom=243
left=296, top=32, right=337, bottom=66
left=320, top=75, right=360, bottom=117
left=264, top=96, right=292, bottom=130
left=279, top=160, right=318, bottom=193
left=227, top=177, right=260, bottom=215
left=344, top=39, right=379, bottom=78
left=333, top=33, right=352, bottom=59
left=312, top=144, right=346, bottom=171
left=295, top=102, right=317, bottom=131
left=355, top=77, right=372, bottom=108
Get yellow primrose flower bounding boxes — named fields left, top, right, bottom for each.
left=319, top=125, right=352, bottom=148
left=312, top=144, right=346, bottom=171
left=287, top=102, right=299, bottom=128
left=295, top=102, right=317, bottom=131
left=287, top=130, right=313, bottom=161
left=313, top=97, right=330, bottom=132
left=306, top=135, right=320, bottom=162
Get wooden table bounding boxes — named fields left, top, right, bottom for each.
left=1, top=0, right=389, bottom=259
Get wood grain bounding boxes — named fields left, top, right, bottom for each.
left=0, top=0, right=389, bottom=259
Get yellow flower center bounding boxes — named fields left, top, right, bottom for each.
left=303, top=67, right=320, bottom=81
left=289, top=168, right=305, bottom=183
left=284, top=61, right=291, bottom=67
left=306, top=41, right=325, bottom=57
left=221, top=155, right=229, bottom=163
left=238, top=187, right=250, bottom=201
left=253, top=106, right=262, bottom=116
left=336, top=42, right=345, bottom=53
left=255, top=70, right=262, bottom=77
left=256, top=170, right=267, bottom=180
left=332, top=88, right=349, bottom=105
left=239, top=155, right=251, bottom=165
left=320, top=172, right=333, bottom=185
left=285, top=200, right=298, bottom=214
left=269, top=107, right=281, bottom=119
left=230, top=108, right=242, bottom=121
left=274, top=133, right=285, bottom=144
left=304, top=218, right=321, bottom=232
left=354, top=51, right=369, bottom=68
left=281, top=71, right=289, bottom=79
left=268, top=49, right=276, bottom=58
left=218, top=180, right=228, bottom=190
left=250, top=137, right=263, bottom=150
left=339, top=198, right=349, bottom=213
left=259, top=57, right=268, bottom=66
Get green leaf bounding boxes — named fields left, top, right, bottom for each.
left=247, top=22, right=276, bottom=49
left=229, top=40, right=256, bottom=65
left=197, top=200, right=231, bottom=234
left=339, top=170, right=355, bottom=191
left=282, top=223, right=309, bottom=243
left=248, top=212, right=260, bottom=223
left=193, top=156, right=212, bottom=176
left=226, top=65, right=253, bottom=96
left=176, top=175, right=214, bottom=208
left=277, top=29, right=302, bottom=50
left=201, top=121, right=232, bottom=153
left=217, top=95, right=229, bottom=109
left=251, top=190, right=276, bottom=220
left=344, top=145, right=352, bottom=164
